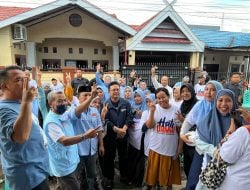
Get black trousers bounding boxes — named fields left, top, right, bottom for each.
left=183, top=143, right=195, bottom=178
left=101, top=136, right=128, bottom=180
left=56, top=170, right=80, bottom=190
left=127, top=143, right=145, bottom=186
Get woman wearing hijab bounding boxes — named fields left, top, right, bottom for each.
left=124, top=86, right=134, bottom=105
left=176, top=84, right=198, bottom=179
left=181, top=80, right=224, bottom=190
left=195, top=89, right=241, bottom=190
left=218, top=108, right=250, bottom=190
left=127, top=89, right=147, bottom=186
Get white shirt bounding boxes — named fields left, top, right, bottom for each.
left=149, top=104, right=179, bottom=156
left=128, top=118, right=143, bottom=150
left=151, top=77, right=173, bottom=99
left=138, top=110, right=154, bottom=156
left=194, top=83, right=205, bottom=100
left=219, top=127, right=250, bottom=190
left=50, top=83, right=64, bottom=92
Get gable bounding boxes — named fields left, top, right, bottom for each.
left=126, top=5, right=204, bottom=52
left=0, top=0, right=136, bottom=36
left=141, top=17, right=191, bottom=44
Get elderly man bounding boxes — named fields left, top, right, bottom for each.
left=151, top=66, right=173, bottom=98
left=0, top=66, right=50, bottom=190
left=43, top=85, right=99, bottom=190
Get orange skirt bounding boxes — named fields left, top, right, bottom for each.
left=145, top=150, right=181, bottom=186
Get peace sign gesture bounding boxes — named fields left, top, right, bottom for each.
left=36, top=66, right=42, bottom=87
left=101, top=103, right=109, bottom=120
left=22, top=77, right=35, bottom=103
left=65, top=72, right=71, bottom=83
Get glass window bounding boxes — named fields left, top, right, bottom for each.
left=79, top=48, right=83, bottom=54
left=69, top=48, right=73, bottom=54
left=53, top=47, right=57, bottom=53
left=94, top=49, right=98, bottom=55
left=43, top=47, right=48, bottom=53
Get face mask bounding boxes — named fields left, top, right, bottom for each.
left=56, top=104, right=67, bottom=115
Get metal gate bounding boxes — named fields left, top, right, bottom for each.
left=120, top=62, right=191, bottom=88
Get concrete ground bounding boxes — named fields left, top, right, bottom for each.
left=0, top=161, right=186, bottom=190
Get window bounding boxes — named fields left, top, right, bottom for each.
left=92, top=60, right=109, bottom=71
left=42, top=59, right=61, bottom=71
left=79, top=48, right=83, bottom=54
left=69, top=48, right=73, bottom=54
left=65, top=60, right=88, bottom=68
left=94, top=48, right=98, bottom=55
left=53, top=47, right=57, bottom=53
left=102, top=49, right=106, bottom=55
left=69, top=13, right=82, bottom=27
left=44, top=47, right=48, bottom=53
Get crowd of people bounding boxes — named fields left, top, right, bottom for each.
left=0, top=63, right=250, bottom=190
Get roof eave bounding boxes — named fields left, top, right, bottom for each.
left=0, top=0, right=137, bottom=36
left=0, top=0, right=69, bottom=29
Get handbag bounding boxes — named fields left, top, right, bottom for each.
left=199, top=151, right=228, bottom=189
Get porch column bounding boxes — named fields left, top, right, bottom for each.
left=26, top=42, right=36, bottom=67
left=190, top=52, right=201, bottom=69
left=128, top=50, right=135, bottom=65
left=112, top=45, right=119, bottom=71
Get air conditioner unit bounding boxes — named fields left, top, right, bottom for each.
left=13, top=24, right=27, bottom=41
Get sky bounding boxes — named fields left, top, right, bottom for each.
left=0, top=0, right=250, bottom=32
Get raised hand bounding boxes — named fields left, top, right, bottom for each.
left=151, top=65, right=156, bottom=74
left=101, top=103, right=109, bottom=120
left=22, top=77, right=36, bottom=103
left=36, top=66, right=42, bottom=87
left=130, top=69, right=136, bottom=78
left=237, top=107, right=250, bottom=122
left=96, top=63, right=101, bottom=72
left=148, top=101, right=156, bottom=112
left=91, top=83, right=98, bottom=98
left=175, top=111, right=185, bottom=123
left=65, top=72, right=71, bottom=84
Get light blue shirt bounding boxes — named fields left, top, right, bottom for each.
left=96, top=72, right=110, bottom=101
left=72, top=106, right=102, bottom=156
left=43, top=109, right=79, bottom=177
left=0, top=100, right=49, bottom=190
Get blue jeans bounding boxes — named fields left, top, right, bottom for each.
left=185, top=150, right=203, bottom=190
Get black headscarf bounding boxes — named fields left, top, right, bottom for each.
left=180, top=83, right=198, bottom=117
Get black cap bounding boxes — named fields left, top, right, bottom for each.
left=77, top=85, right=91, bottom=93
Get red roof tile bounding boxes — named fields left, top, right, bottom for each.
left=142, top=37, right=191, bottom=44
left=0, top=6, right=32, bottom=21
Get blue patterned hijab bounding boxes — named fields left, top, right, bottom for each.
left=197, top=89, right=237, bottom=146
